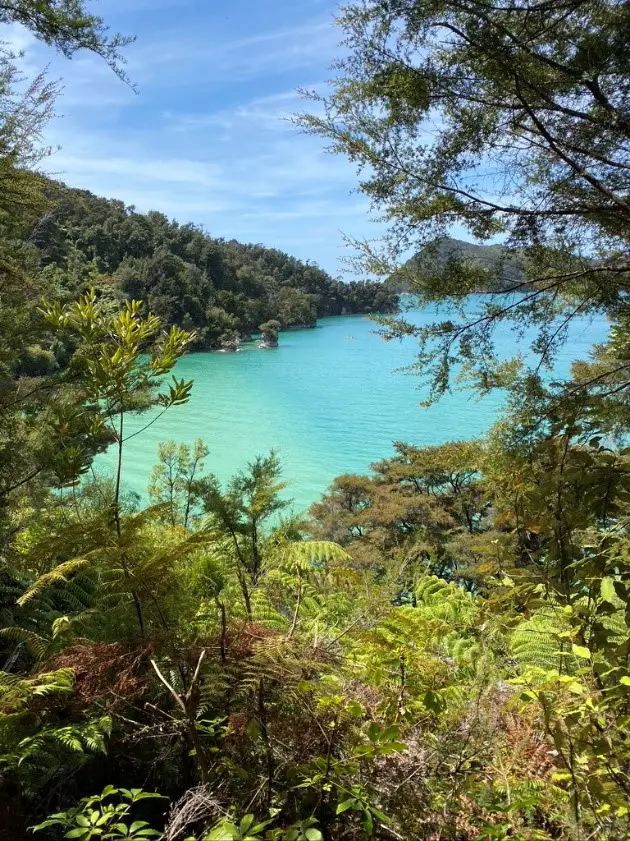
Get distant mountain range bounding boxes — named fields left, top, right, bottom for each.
left=386, top=237, right=524, bottom=293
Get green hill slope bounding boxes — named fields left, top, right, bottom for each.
left=34, top=180, right=398, bottom=349
left=387, top=237, right=524, bottom=293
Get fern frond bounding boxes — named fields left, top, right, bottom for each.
left=0, top=626, right=50, bottom=659
left=285, top=541, right=352, bottom=571
left=17, top=559, right=89, bottom=606
left=510, top=607, right=570, bottom=672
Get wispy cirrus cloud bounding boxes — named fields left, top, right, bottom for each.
left=5, top=2, right=383, bottom=272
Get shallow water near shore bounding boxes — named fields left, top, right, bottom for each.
left=92, top=304, right=609, bottom=511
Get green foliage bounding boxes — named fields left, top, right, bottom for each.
left=298, top=0, right=630, bottom=404
left=309, top=440, right=489, bottom=588
left=0, top=667, right=111, bottom=795
left=202, top=451, right=289, bottom=617
left=32, top=786, right=164, bottom=840
left=7, top=387, right=630, bottom=840
left=33, top=180, right=398, bottom=350
left=203, top=813, right=323, bottom=841
left=3, top=2, right=630, bottom=838
left=258, top=320, right=281, bottom=347
left=204, top=813, right=273, bottom=841
left=40, top=290, right=194, bottom=419
left=148, top=438, right=209, bottom=527
left=0, top=1, right=133, bottom=80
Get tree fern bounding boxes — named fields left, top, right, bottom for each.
left=17, top=558, right=89, bottom=606
left=0, top=625, right=51, bottom=660
left=0, top=666, right=111, bottom=796
left=415, top=575, right=477, bottom=627
left=0, top=667, right=75, bottom=710
left=510, top=607, right=571, bottom=673
left=249, top=589, right=288, bottom=630
left=283, top=541, right=352, bottom=571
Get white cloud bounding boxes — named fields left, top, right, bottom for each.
left=0, top=21, right=36, bottom=53
left=167, top=86, right=326, bottom=137
left=48, top=153, right=224, bottom=188
left=2, top=5, right=385, bottom=273
left=129, top=18, right=339, bottom=84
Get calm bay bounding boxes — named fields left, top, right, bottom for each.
left=93, top=304, right=609, bottom=511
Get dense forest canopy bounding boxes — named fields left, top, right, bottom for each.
left=1, top=2, right=630, bottom=841
left=32, top=180, right=398, bottom=352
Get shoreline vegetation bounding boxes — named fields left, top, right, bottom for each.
left=27, top=178, right=399, bottom=358
left=2, top=2, right=630, bottom=841
left=183, top=316, right=388, bottom=353
left=202, top=314, right=395, bottom=352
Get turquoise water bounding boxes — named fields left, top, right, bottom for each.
left=93, top=304, right=608, bottom=511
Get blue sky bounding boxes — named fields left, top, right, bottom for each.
left=6, top=0, right=384, bottom=275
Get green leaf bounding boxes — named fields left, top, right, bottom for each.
left=239, top=815, right=254, bottom=835
left=246, top=718, right=262, bottom=740
left=600, top=577, right=617, bottom=604
left=380, top=725, right=399, bottom=741
left=378, top=741, right=406, bottom=754
left=346, top=700, right=363, bottom=718
left=366, top=722, right=380, bottom=742
left=32, top=818, right=68, bottom=832
left=336, top=799, right=357, bottom=815
left=204, top=825, right=238, bottom=841
left=304, top=830, right=323, bottom=841
left=620, top=676, right=630, bottom=686
left=65, top=831, right=89, bottom=839
left=572, top=644, right=591, bottom=659
left=422, top=690, right=446, bottom=713
left=360, top=810, right=373, bottom=835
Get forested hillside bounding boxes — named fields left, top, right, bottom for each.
left=34, top=180, right=398, bottom=349
left=386, top=237, right=524, bottom=294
